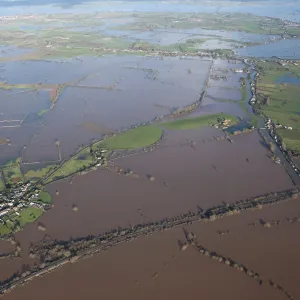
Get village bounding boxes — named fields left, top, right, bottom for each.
left=247, top=59, right=300, bottom=178
left=0, top=143, right=111, bottom=233
left=0, top=181, right=47, bottom=229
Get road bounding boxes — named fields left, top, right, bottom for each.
left=258, top=118, right=300, bottom=186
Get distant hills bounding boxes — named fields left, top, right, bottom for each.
left=0, top=0, right=291, bottom=8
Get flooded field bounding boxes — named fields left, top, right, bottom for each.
left=0, top=56, right=211, bottom=164
left=0, top=46, right=33, bottom=59
left=236, top=38, right=300, bottom=59
left=188, top=198, right=300, bottom=300
left=4, top=198, right=299, bottom=300
left=5, top=130, right=292, bottom=243
left=1, top=2, right=300, bottom=298
left=190, top=59, right=248, bottom=119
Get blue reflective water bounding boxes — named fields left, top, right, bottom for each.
left=236, top=38, right=300, bottom=59
left=276, top=73, right=300, bottom=84
left=224, top=120, right=251, bottom=134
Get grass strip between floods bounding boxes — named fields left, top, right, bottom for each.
left=46, top=125, right=162, bottom=183
left=162, top=113, right=238, bottom=130
left=24, top=165, right=56, bottom=180
left=100, top=125, right=163, bottom=150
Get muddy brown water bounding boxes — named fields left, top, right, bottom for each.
left=0, top=89, right=51, bottom=165
left=1, top=56, right=246, bottom=165
left=2, top=220, right=287, bottom=300
left=8, top=130, right=294, bottom=243
left=188, top=197, right=300, bottom=300
left=0, top=128, right=300, bottom=299
left=0, top=129, right=294, bottom=282
left=116, top=130, right=293, bottom=208
left=10, top=56, right=211, bottom=163
left=190, top=95, right=247, bottom=118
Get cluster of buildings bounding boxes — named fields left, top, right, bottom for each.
left=0, top=15, right=34, bottom=23
left=90, top=148, right=108, bottom=167
left=245, top=60, right=300, bottom=175
left=265, top=118, right=299, bottom=174
left=0, top=181, right=44, bottom=225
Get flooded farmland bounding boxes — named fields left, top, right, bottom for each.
left=3, top=130, right=293, bottom=248
left=0, top=56, right=211, bottom=164
left=1, top=2, right=300, bottom=299
left=3, top=208, right=296, bottom=300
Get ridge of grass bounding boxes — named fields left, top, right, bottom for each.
left=162, top=113, right=238, bottom=130
left=100, top=125, right=163, bottom=150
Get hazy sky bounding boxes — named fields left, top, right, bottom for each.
left=0, top=0, right=284, bottom=8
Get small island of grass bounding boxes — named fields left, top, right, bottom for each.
left=45, top=125, right=163, bottom=183
left=100, top=125, right=162, bottom=150
left=162, top=113, right=238, bottom=130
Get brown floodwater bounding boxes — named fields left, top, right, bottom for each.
left=190, top=95, right=246, bottom=118
left=188, top=197, right=300, bottom=300
left=10, top=130, right=294, bottom=244
left=0, top=128, right=294, bottom=282
left=3, top=218, right=287, bottom=300
left=18, top=56, right=211, bottom=163
left=0, top=89, right=51, bottom=164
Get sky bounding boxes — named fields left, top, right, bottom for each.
left=0, top=0, right=286, bottom=8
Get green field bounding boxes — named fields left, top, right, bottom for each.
left=46, top=125, right=162, bottom=182
left=249, top=115, right=260, bottom=128
left=0, top=207, right=43, bottom=235
left=114, top=12, right=299, bottom=36
left=2, top=12, right=300, bottom=61
left=277, top=128, right=300, bottom=152
left=36, top=190, right=52, bottom=204
left=0, top=178, right=5, bottom=191
left=0, top=224, right=11, bottom=235
left=162, top=113, right=238, bottom=130
left=2, top=159, right=23, bottom=185
left=46, top=151, right=95, bottom=182
left=256, top=75, right=300, bottom=131
left=255, top=61, right=300, bottom=153
left=24, top=165, right=56, bottom=180
left=15, top=207, right=43, bottom=227
left=100, top=125, right=163, bottom=150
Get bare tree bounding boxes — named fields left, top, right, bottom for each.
left=269, top=142, right=276, bottom=153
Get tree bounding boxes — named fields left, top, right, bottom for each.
left=282, top=142, right=287, bottom=152
left=269, top=142, right=276, bottom=153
